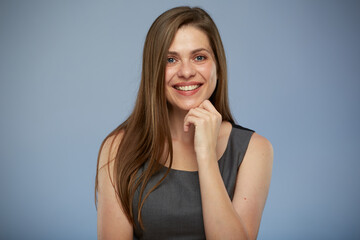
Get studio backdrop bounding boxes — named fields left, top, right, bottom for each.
left=0, top=0, right=359, bottom=239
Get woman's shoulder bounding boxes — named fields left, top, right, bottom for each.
left=98, top=130, right=125, bottom=170
left=231, top=123, right=255, bottom=133
left=245, top=131, right=273, bottom=165
left=250, top=132, right=272, bottom=153
left=229, top=122, right=272, bottom=159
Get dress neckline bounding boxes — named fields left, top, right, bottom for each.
left=161, top=124, right=234, bottom=174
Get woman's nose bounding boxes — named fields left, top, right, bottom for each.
left=177, top=60, right=196, bottom=79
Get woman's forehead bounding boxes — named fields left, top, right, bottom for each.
left=168, top=26, right=212, bottom=53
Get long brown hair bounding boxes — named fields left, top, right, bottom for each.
left=95, top=6, right=234, bottom=229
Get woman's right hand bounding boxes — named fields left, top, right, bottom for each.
left=183, top=100, right=222, bottom=165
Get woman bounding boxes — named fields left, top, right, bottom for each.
left=95, top=6, right=273, bottom=240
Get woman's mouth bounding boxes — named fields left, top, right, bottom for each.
left=174, top=84, right=201, bottom=91
left=172, top=83, right=203, bottom=96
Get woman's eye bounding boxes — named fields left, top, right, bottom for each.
left=167, top=57, right=176, bottom=63
left=195, top=56, right=206, bottom=61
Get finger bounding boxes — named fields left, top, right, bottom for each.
left=199, top=101, right=223, bottom=122
left=199, top=100, right=218, bottom=114
left=192, top=107, right=210, bottom=116
left=184, top=108, right=211, bottom=130
left=184, top=115, right=201, bottom=132
left=186, top=108, right=210, bottom=119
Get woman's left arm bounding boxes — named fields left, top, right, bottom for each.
left=184, top=100, right=273, bottom=240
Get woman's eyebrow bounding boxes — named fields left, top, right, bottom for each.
left=191, top=48, right=212, bottom=54
left=167, top=48, right=212, bottom=55
left=167, top=51, right=179, bottom=56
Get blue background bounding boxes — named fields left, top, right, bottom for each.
left=1, top=0, right=359, bottom=239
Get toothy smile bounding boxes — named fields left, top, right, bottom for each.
left=174, top=84, right=201, bottom=91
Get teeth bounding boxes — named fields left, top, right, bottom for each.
left=175, top=84, right=200, bottom=91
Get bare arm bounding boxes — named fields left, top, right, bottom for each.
left=199, top=133, right=273, bottom=240
left=232, top=133, right=273, bottom=239
left=185, top=100, right=273, bottom=239
left=97, top=133, right=133, bottom=240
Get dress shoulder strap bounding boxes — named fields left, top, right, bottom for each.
left=218, top=123, right=254, bottom=199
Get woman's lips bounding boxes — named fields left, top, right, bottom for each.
left=174, top=84, right=201, bottom=91
left=172, top=83, right=203, bottom=96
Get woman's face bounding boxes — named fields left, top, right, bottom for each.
left=165, top=26, right=217, bottom=111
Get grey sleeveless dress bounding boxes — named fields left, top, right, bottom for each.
left=133, top=124, right=254, bottom=239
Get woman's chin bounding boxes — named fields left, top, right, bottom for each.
left=168, top=101, right=202, bottom=112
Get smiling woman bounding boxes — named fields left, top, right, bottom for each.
left=95, top=6, right=273, bottom=240
left=165, top=26, right=217, bottom=111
